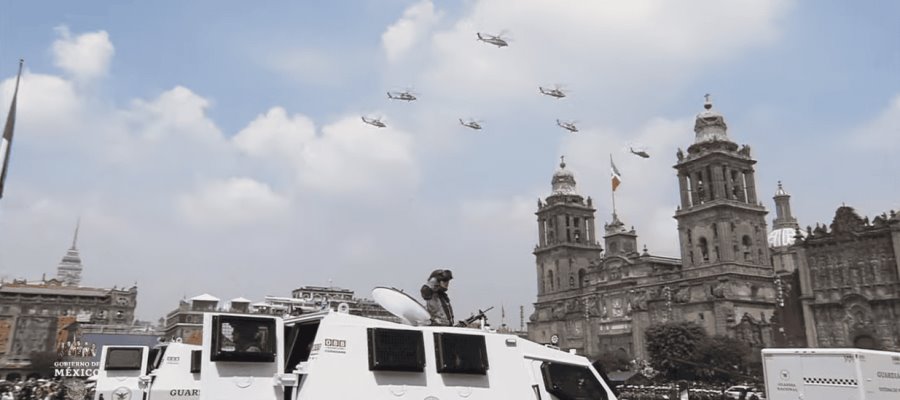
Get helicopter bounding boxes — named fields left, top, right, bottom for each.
left=539, top=85, right=567, bottom=99
left=556, top=119, right=579, bottom=133
left=629, top=147, right=650, bottom=158
left=459, top=118, right=483, bottom=130
left=387, top=90, right=417, bottom=102
left=361, top=116, right=387, bottom=128
left=476, top=32, right=509, bottom=48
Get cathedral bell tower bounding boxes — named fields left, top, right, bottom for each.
left=674, top=96, right=771, bottom=273
left=534, top=157, right=603, bottom=297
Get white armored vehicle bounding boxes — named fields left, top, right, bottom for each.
left=762, top=348, right=900, bottom=400
left=94, top=340, right=201, bottom=400
left=97, top=288, right=617, bottom=399
left=202, top=287, right=616, bottom=399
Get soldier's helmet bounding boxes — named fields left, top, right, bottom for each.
left=429, top=269, right=454, bottom=282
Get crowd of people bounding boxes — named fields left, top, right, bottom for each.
left=616, top=383, right=763, bottom=400
left=0, top=378, right=92, bottom=400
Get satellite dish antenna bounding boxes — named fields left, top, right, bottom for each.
left=371, top=287, right=431, bottom=326
left=337, top=303, right=350, bottom=313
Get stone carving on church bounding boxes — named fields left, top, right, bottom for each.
left=711, top=280, right=730, bottom=299
left=673, top=286, right=691, bottom=303
left=730, top=313, right=770, bottom=347
left=628, top=290, right=649, bottom=311
left=552, top=302, right=566, bottom=320
left=611, top=298, right=624, bottom=317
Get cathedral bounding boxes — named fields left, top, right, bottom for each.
left=528, top=97, right=780, bottom=361
left=527, top=96, right=900, bottom=360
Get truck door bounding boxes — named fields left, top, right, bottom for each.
left=95, top=346, right=148, bottom=400
left=199, top=314, right=285, bottom=400
left=762, top=351, right=804, bottom=400
left=527, top=358, right=616, bottom=400
left=144, top=343, right=201, bottom=400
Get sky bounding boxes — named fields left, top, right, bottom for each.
left=0, top=0, right=898, bottom=326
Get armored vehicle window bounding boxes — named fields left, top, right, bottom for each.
left=211, top=315, right=276, bottom=362
left=190, top=350, right=201, bottom=373
left=285, top=321, right=320, bottom=372
left=540, top=361, right=608, bottom=400
left=148, top=345, right=167, bottom=373
left=433, top=332, right=488, bottom=374
left=367, top=328, right=425, bottom=372
left=105, top=348, right=144, bottom=371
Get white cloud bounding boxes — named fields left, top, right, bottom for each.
left=177, top=177, right=290, bottom=227
left=381, top=0, right=441, bottom=63
left=0, top=72, right=83, bottom=140
left=417, top=0, right=789, bottom=110
left=51, top=26, right=114, bottom=82
left=233, top=107, right=316, bottom=160
left=234, top=109, right=418, bottom=196
left=852, top=94, right=900, bottom=151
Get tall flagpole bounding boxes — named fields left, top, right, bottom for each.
left=0, top=59, right=24, bottom=201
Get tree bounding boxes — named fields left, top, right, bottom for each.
left=692, top=335, right=752, bottom=383
left=645, top=321, right=707, bottom=380
left=598, top=350, right=632, bottom=372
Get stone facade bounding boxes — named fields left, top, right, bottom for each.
left=528, top=98, right=779, bottom=361
left=0, top=234, right=137, bottom=371
left=795, top=207, right=900, bottom=350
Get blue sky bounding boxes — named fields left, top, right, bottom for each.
left=0, top=0, right=898, bottom=325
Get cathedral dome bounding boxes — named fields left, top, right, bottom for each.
left=694, top=95, right=730, bottom=144
left=768, top=227, right=807, bottom=248
left=551, top=157, right=578, bottom=195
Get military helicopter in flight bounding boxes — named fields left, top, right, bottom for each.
left=387, top=90, right=417, bottom=102
left=630, top=147, right=650, bottom=158
left=459, top=118, right=483, bottom=130
left=556, top=119, right=579, bottom=133
left=361, top=116, right=387, bottom=128
left=539, top=85, right=567, bottom=99
left=476, top=32, right=509, bottom=48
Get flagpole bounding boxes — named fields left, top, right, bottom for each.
left=610, top=154, right=617, bottom=217
left=0, top=59, right=25, bottom=201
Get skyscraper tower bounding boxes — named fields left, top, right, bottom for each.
left=56, top=221, right=84, bottom=286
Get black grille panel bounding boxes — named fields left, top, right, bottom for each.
left=367, top=328, right=425, bottom=372
left=434, top=332, right=489, bottom=374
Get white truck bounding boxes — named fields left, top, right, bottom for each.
left=94, top=340, right=201, bottom=400
left=95, top=287, right=618, bottom=400
left=762, top=348, right=900, bottom=400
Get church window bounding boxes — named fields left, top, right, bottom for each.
left=714, top=246, right=720, bottom=261
left=569, top=276, right=575, bottom=288
left=706, top=166, right=715, bottom=200
left=698, top=237, right=709, bottom=262
left=574, top=217, right=580, bottom=227
left=579, top=269, right=587, bottom=288
left=742, top=235, right=753, bottom=261
left=712, top=224, right=718, bottom=238
left=685, top=175, right=694, bottom=206
left=609, top=242, right=618, bottom=254
left=574, top=230, right=581, bottom=243
left=547, top=271, right=554, bottom=291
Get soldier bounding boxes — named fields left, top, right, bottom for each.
left=421, top=269, right=455, bottom=326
